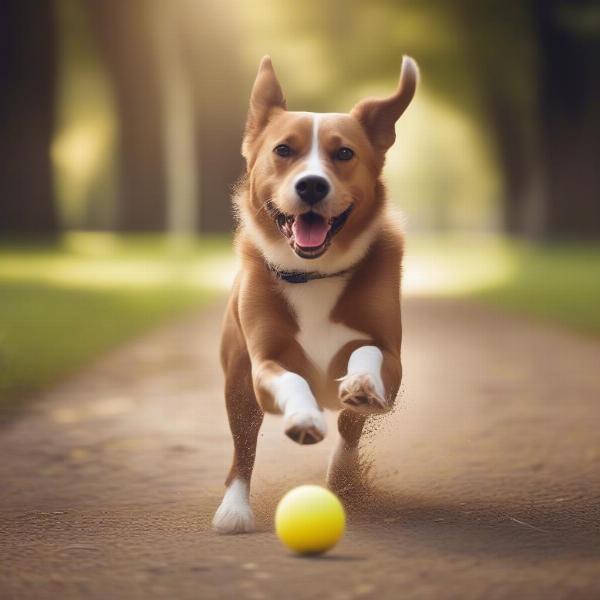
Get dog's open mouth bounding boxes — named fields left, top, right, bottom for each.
left=270, top=204, right=353, bottom=259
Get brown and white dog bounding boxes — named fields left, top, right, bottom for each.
left=213, top=55, right=418, bottom=533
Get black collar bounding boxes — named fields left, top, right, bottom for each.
left=267, top=263, right=354, bottom=284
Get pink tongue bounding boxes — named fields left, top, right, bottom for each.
left=292, top=214, right=331, bottom=248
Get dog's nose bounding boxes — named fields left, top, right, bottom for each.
left=295, top=175, right=330, bottom=205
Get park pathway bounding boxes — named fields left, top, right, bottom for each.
left=1, top=296, right=600, bottom=599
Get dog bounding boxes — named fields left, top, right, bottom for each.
left=213, top=55, right=418, bottom=533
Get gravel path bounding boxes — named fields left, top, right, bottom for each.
left=1, top=297, right=599, bottom=599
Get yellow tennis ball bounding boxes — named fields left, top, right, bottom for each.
left=275, top=485, right=346, bottom=555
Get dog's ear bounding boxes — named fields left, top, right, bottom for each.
left=243, top=56, right=286, bottom=157
left=351, top=56, right=418, bottom=154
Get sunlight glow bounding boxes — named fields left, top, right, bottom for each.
left=51, top=120, right=109, bottom=186
left=0, top=234, right=237, bottom=293
left=402, top=235, right=517, bottom=296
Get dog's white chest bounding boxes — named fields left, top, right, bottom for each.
left=280, top=277, right=362, bottom=372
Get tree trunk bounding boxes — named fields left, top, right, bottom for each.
left=0, top=0, right=59, bottom=234
left=84, top=0, right=168, bottom=232
left=534, top=0, right=600, bottom=238
left=486, top=95, right=534, bottom=236
left=454, top=0, right=541, bottom=238
left=176, top=0, right=245, bottom=233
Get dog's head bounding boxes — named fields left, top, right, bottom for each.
left=238, top=56, right=418, bottom=268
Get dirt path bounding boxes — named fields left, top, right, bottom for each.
left=1, top=297, right=600, bottom=600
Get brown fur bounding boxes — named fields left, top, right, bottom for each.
left=214, top=55, right=418, bottom=532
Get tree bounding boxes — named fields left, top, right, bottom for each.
left=533, top=0, right=600, bottom=237
left=83, top=0, right=168, bottom=232
left=444, top=0, right=600, bottom=238
left=176, top=0, right=246, bottom=233
left=0, top=0, right=59, bottom=234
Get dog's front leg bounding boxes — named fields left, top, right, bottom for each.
left=337, top=346, right=401, bottom=414
left=213, top=364, right=263, bottom=535
left=254, top=360, right=327, bottom=445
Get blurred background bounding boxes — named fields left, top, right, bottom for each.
left=1, top=0, right=599, bottom=414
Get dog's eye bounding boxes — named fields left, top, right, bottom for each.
left=274, top=144, right=292, bottom=157
left=335, top=147, right=354, bottom=161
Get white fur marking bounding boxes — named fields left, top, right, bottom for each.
left=346, top=346, right=385, bottom=398
left=293, top=113, right=330, bottom=189
left=307, top=114, right=326, bottom=175
left=213, top=478, right=255, bottom=534
left=267, top=371, right=327, bottom=439
left=280, top=277, right=364, bottom=375
left=269, top=371, right=318, bottom=416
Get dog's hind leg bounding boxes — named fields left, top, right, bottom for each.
left=326, top=409, right=366, bottom=496
left=213, top=368, right=263, bottom=534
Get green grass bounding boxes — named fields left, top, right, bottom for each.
left=0, top=233, right=235, bottom=415
left=2, top=232, right=599, bottom=418
left=405, top=235, right=600, bottom=335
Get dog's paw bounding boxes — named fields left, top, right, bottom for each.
left=284, top=410, right=327, bottom=445
left=338, top=373, right=387, bottom=414
left=212, top=480, right=255, bottom=534
left=212, top=499, right=255, bottom=534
